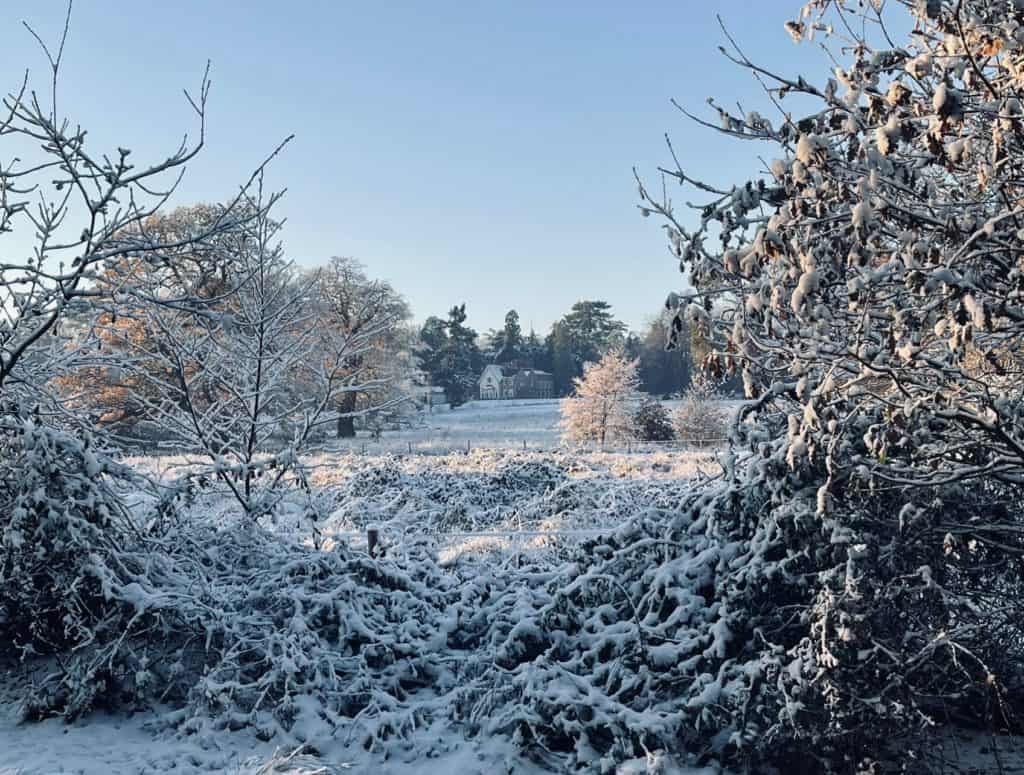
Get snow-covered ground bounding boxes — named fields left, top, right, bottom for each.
left=2, top=404, right=732, bottom=775
left=0, top=698, right=566, bottom=774
left=319, top=398, right=740, bottom=454
left=4, top=398, right=1022, bottom=774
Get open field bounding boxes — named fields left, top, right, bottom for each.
left=323, top=397, right=741, bottom=455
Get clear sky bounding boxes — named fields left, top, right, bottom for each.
left=3, top=1, right=832, bottom=335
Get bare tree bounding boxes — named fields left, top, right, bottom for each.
left=50, top=204, right=256, bottom=435
left=0, top=8, right=289, bottom=403
left=671, top=373, right=727, bottom=447
left=103, top=183, right=385, bottom=518
left=315, top=256, right=411, bottom=438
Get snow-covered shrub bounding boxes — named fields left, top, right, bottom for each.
left=633, top=395, right=675, bottom=442
left=0, top=411, right=131, bottom=662
left=0, top=408, right=184, bottom=719
left=671, top=376, right=727, bottom=447
left=613, top=0, right=1024, bottom=767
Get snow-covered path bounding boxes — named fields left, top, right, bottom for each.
left=0, top=706, right=551, bottom=774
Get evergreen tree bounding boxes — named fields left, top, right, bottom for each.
left=414, top=316, right=449, bottom=389
left=635, top=314, right=692, bottom=397
left=548, top=321, right=576, bottom=397
left=494, top=309, right=523, bottom=364
left=482, top=328, right=504, bottom=362
left=623, top=332, right=643, bottom=364
left=414, top=306, right=483, bottom=407
left=546, top=300, right=627, bottom=393
left=560, top=300, right=626, bottom=364
left=633, top=394, right=675, bottom=442
left=522, top=328, right=549, bottom=372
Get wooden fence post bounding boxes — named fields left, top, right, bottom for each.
left=367, top=526, right=379, bottom=557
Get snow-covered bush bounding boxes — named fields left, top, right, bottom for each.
left=560, top=350, right=640, bottom=446
left=0, top=410, right=134, bottom=665
left=671, top=376, right=727, bottom=447
left=633, top=395, right=675, bottom=442
left=606, top=0, right=1024, bottom=767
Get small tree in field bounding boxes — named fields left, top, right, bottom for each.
left=103, top=181, right=385, bottom=518
left=672, top=373, right=727, bottom=446
left=560, top=350, right=639, bottom=446
left=633, top=394, right=675, bottom=441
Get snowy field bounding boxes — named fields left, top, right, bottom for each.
left=319, top=398, right=739, bottom=454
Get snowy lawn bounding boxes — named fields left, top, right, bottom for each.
left=315, top=398, right=741, bottom=454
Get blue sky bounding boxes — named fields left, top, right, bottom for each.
left=4, top=1, right=832, bottom=334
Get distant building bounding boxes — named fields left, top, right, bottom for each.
left=479, top=364, right=554, bottom=400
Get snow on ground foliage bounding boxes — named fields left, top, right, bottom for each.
left=2, top=432, right=727, bottom=774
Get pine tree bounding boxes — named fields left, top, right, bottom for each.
left=414, top=316, right=449, bottom=387
left=548, top=321, right=576, bottom=396
left=493, top=309, right=523, bottom=364
left=636, top=312, right=692, bottom=397
left=560, top=300, right=626, bottom=363
left=633, top=394, right=675, bottom=442
left=560, top=350, right=640, bottom=446
left=522, top=328, right=549, bottom=371
left=415, top=304, right=482, bottom=408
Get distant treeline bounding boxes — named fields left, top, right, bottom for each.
left=414, top=299, right=720, bottom=405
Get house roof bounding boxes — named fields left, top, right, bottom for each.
left=480, top=365, right=553, bottom=383
left=480, top=364, right=517, bottom=381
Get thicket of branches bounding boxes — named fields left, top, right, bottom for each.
left=447, top=0, right=1024, bottom=770
left=0, top=8, right=420, bottom=731
left=574, top=0, right=1024, bottom=767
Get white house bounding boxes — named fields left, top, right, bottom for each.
left=479, top=364, right=554, bottom=400
left=479, top=364, right=515, bottom=400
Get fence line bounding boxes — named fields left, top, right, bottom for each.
left=315, top=437, right=728, bottom=457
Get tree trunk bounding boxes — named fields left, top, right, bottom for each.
left=336, top=391, right=358, bottom=438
